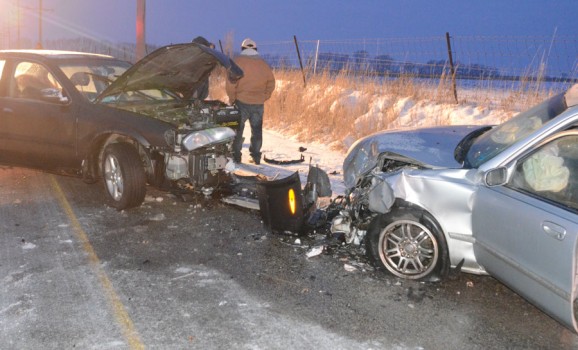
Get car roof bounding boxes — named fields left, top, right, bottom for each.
left=0, top=49, right=115, bottom=60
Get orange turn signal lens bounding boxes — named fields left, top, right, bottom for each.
left=288, top=188, right=296, bottom=215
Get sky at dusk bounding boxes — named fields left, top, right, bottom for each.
left=1, top=0, right=577, bottom=48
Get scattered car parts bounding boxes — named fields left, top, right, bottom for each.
left=263, top=154, right=305, bottom=165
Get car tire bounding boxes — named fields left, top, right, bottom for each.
left=102, top=143, right=146, bottom=210
left=366, top=207, right=449, bottom=281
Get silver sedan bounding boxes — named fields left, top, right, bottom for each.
left=332, top=84, right=578, bottom=332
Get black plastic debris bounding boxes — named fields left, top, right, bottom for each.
left=263, top=154, right=305, bottom=165
left=257, top=171, right=305, bottom=233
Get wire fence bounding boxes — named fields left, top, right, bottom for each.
left=2, top=31, right=576, bottom=92
left=254, top=34, right=578, bottom=91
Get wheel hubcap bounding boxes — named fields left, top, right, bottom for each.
left=379, top=219, right=438, bottom=279
left=104, top=154, right=123, bottom=201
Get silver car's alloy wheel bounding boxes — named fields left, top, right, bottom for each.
left=104, top=153, right=124, bottom=201
left=378, top=219, right=439, bottom=279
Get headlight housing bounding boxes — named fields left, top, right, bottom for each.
left=182, top=126, right=236, bottom=151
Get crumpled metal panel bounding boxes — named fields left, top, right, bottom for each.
left=368, top=167, right=483, bottom=272
left=343, top=125, right=485, bottom=189
left=367, top=177, right=395, bottom=214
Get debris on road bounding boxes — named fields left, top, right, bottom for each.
left=149, top=213, right=166, bottom=221
left=306, top=245, right=324, bottom=258
left=343, top=263, right=357, bottom=272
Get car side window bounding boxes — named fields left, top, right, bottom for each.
left=509, top=135, right=578, bottom=210
left=9, top=61, right=63, bottom=101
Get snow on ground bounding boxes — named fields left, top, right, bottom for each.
left=235, top=127, right=347, bottom=196
left=237, top=89, right=518, bottom=197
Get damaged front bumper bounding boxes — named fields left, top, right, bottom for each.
left=223, top=165, right=333, bottom=235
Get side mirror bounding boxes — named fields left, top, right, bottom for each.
left=484, top=167, right=508, bottom=187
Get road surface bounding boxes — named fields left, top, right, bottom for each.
left=1, top=167, right=577, bottom=349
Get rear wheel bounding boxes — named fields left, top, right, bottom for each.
left=366, top=207, right=449, bottom=281
left=102, top=143, right=146, bottom=210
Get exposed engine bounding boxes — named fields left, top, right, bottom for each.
left=120, top=98, right=239, bottom=132
left=130, top=99, right=240, bottom=196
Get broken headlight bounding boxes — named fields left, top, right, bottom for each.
left=182, top=127, right=235, bottom=151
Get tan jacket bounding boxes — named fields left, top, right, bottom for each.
left=226, top=54, right=275, bottom=105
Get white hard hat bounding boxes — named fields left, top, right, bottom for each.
left=241, top=38, right=257, bottom=50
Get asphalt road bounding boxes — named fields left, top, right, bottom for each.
left=2, top=166, right=578, bottom=349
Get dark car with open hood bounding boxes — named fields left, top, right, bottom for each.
left=0, top=43, right=243, bottom=209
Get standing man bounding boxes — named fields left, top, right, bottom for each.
left=226, top=38, right=276, bottom=165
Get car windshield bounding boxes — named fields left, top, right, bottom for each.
left=57, top=59, right=131, bottom=102
left=465, top=92, right=567, bottom=168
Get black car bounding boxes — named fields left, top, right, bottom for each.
left=0, top=43, right=243, bottom=209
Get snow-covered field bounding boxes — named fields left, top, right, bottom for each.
left=236, top=127, right=348, bottom=196
left=240, top=88, right=521, bottom=197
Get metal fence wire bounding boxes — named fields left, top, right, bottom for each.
left=256, top=34, right=578, bottom=85
left=1, top=32, right=576, bottom=88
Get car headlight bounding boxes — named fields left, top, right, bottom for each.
left=182, top=127, right=236, bottom=151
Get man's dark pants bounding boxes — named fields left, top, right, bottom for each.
left=233, top=101, right=264, bottom=163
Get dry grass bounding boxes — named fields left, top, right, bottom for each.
left=210, top=67, right=557, bottom=152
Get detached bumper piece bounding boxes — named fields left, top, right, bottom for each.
left=263, top=154, right=305, bottom=165
left=257, top=171, right=305, bottom=233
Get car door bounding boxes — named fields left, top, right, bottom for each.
left=472, top=132, right=578, bottom=332
left=0, top=58, right=77, bottom=169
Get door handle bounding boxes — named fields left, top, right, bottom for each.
left=542, top=221, right=566, bottom=241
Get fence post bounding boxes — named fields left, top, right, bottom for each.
left=445, top=32, right=458, bottom=103
left=313, top=39, right=320, bottom=75
left=293, top=35, right=307, bottom=87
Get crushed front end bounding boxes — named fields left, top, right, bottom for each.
left=328, top=126, right=477, bottom=246
left=122, top=99, right=240, bottom=197
left=329, top=152, right=423, bottom=245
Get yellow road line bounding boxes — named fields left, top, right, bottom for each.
left=50, top=176, right=145, bottom=350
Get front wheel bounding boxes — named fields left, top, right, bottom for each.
left=366, top=208, right=449, bottom=281
left=102, top=143, right=146, bottom=210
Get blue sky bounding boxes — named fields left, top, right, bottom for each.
left=2, top=0, right=577, bottom=46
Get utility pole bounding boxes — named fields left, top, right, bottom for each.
left=34, top=0, right=51, bottom=49
left=9, top=0, right=23, bottom=48
left=36, top=0, right=42, bottom=48
left=17, top=0, right=21, bottom=48
left=136, top=0, right=146, bottom=61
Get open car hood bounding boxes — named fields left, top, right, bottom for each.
left=97, top=43, right=243, bottom=100
left=343, top=125, right=487, bottom=188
